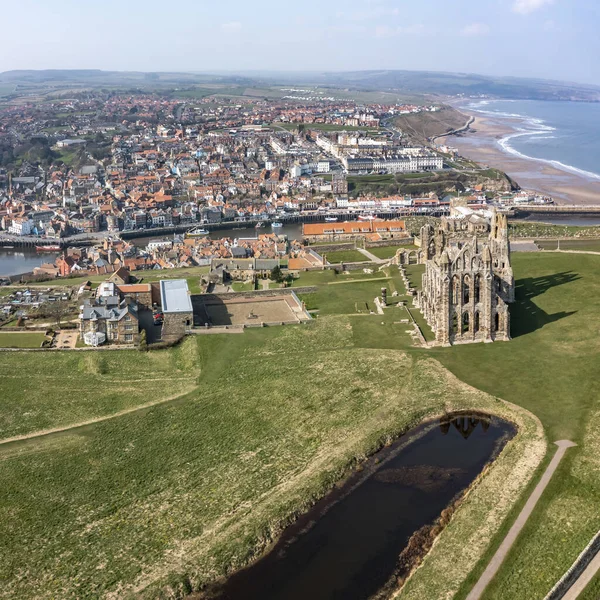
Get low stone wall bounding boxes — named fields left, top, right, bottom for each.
left=365, top=238, right=415, bottom=249
left=194, top=287, right=317, bottom=302
left=310, top=243, right=356, bottom=253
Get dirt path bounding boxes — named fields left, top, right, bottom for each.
left=466, top=439, right=577, bottom=600
left=0, top=386, right=197, bottom=448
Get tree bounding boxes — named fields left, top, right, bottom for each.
left=45, top=301, right=70, bottom=328
left=139, top=329, right=148, bottom=351
left=270, top=265, right=284, bottom=283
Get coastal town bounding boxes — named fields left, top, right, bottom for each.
left=0, top=91, right=554, bottom=250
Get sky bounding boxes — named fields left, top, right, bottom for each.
left=2, top=0, right=599, bottom=85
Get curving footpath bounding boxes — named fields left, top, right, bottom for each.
left=466, top=440, right=577, bottom=600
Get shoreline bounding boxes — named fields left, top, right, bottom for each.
left=439, top=105, right=600, bottom=205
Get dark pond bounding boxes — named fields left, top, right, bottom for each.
left=203, top=413, right=515, bottom=600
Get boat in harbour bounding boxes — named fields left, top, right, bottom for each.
left=324, top=216, right=338, bottom=222
left=36, top=245, right=61, bottom=252
left=271, top=222, right=283, bottom=229
left=185, top=228, right=209, bottom=238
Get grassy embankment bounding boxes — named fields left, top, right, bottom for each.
left=347, top=168, right=513, bottom=198
left=510, top=221, right=600, bottom=239
left=0, top=253, right=598, bottom=599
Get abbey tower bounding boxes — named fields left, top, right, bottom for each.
left=417, top=211, right=514, bottom=346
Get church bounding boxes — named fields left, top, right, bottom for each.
left=417, top=211, right=515, bottom=346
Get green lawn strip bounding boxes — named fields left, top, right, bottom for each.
left=0, top=319, right=539, bottom=600
left=0, top=332, right=46, bottom=348
left=404, top=264, right=425, bottom=291
left=231, top=281, right=255, bottom=292
left=297, top=279, right=388, bottom=315
left=407, top=307, right=435, bottom=342
left=325, top=249, right=371, bottom=264
left=537, top=239, right=600, bottom=252
left=367, top=245, right=408, bottom=259
left=0, top=340, right=200, bottom=440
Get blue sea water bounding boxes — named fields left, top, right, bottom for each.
left=468, top=99, right=600, bottom=181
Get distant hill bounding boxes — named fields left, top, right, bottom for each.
left=1, top=68, right=599, bottom=102
left=288, top=70, right=600, bottom=102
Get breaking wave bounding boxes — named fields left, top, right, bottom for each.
left=467, top=100, right=600, bottom=181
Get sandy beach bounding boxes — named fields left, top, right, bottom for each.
left=439, top=108, right=600, bottom=205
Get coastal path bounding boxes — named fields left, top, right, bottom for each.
left=465, top=439, right=577, bottom=600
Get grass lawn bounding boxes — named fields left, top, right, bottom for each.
left=536, top=238, right=600, bottom=252
left=404, top=264, right=426, bottom=291
left=325, top=249, right=370, bottom=264
left=367, top=245, right=410, bottom=259
left=0, top=252, right=599, bottom=600
left=231, top=281, right=255, bottom=292
left=0, top=341, right=199, bottom=439
left=0, top=332, right=46, bottom=349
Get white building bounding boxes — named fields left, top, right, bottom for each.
left=8, top=218, right=33, bottom=236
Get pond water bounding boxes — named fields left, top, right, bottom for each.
left=202, top=413, right=515, bottom=600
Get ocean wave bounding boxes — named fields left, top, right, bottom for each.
left=469, top=100, right=600, bottom=181
left=498, top=130, right=600, bottom=181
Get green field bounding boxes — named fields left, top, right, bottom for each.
left=325, top=249, right=369, bottom=264
left=367, top=245, right=415, bottom=259
left=536, top=238, right=600, bottom=252
left=0, top=332, right=46, bottom=348
left=0, top=252, right=599, bottom=599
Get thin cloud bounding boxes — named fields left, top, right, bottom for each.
left=375, top=24, right=428, bottom=38
left=512, top=0, right=555, bottom=15
left=221, top=22, right=242, bottom=33
left=461, top=23, right=490, bottom=37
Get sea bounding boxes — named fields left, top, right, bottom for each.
left=467, top=99, right=600, bottom=181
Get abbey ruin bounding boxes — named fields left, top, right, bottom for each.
left=416, top=212, right=515, bottom=346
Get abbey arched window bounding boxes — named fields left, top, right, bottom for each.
left=452, top=311, right=459, bottom=334
left=462, top=312, right=470, bottom=334
left=474, top=311, right=480, bottom=333
left=463, top=275, right=471, bottom=304
left=495, top=312, right=500, bottom=332
left=474, top=274, right=481, bottom=304
left=452, top=275, right=461, bottom=305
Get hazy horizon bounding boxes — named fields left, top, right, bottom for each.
left=1, top=0, right=598, bottom=85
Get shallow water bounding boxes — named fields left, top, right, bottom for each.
left=204, top=413, right=515, bottom=600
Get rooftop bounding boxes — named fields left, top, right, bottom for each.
left=160, top=279, right=192, bottom=313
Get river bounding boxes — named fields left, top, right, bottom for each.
left=0, top=248, right=59, bottom=278
left=202, top=413, right=515, bottom=600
